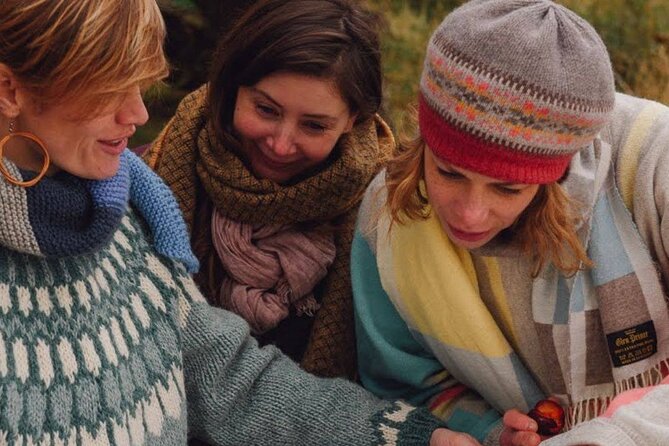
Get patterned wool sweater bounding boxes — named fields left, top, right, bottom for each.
left=0, top=154, right=442, bottom=445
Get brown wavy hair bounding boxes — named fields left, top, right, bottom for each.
left=207, top=0, right=383, bottom=148
left=0, top=0, right=168, bottom=114
left=385, top=131, right=592, bottom=277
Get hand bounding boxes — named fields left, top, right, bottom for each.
left=499, top=409, right=542, bottom=446
left=430, top=428, right=482, bottom=446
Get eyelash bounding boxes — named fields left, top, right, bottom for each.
left=256, top=104, right=278, bottom=117
left=255, top=103, right=327, bottom=133
left=495, top=186, right=522, bottom=196
left=304, top=121, right=326, bottom=132
left=437, top=168, right=522, bottom=195
left=437, top=168, right=463, bottom=180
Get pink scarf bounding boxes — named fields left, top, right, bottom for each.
left=211, top=208, right=336, bottom=333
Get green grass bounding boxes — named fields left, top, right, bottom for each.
left=370, top=0, right=669, bottom=135
left=370, top=1, right=463, bottom=131
left=132, top=1, right=669, bottom=147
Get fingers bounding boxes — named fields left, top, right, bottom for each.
left=499, top=428, right=541, bottom=446
left=429, top=428, right=482, bottom=446
left=503, top=409, right=537, bottom=432
left=500, top=409, right=541, bottom=446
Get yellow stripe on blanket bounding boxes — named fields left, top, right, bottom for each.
left=378, top=208, right=513, bottom=358
left=618, top=101, right=665, bottom=212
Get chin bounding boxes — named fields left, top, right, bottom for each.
left=252, top=164, right=292, bottom=184
left=83, top=162, right=122, bottom=180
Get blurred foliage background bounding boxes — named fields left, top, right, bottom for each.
left=134, top=0, right=669, bottom=145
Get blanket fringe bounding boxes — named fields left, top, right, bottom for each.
left=566, top=357, right=669, bottom=428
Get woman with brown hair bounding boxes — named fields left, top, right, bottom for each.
left=0, top=0, right=465, bottom=444
left=352, top=0, right=669, bottom=445
left=145, top=0, right=392, bottom=378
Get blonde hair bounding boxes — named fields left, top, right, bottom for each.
left=385, top=131, right=592, bottom=277
left=0, top=0, right=168, bottom=112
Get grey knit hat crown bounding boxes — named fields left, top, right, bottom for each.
left=419, top=0, right=616, bottom=183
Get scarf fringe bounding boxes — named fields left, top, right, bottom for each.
left=295, top=296, right=321, bottom=317
left=567, top=357, right=669, bottom=428
left=566, top=396, right=611, bottom=429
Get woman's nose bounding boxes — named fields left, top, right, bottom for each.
left=268, top=124, right=297, bottom=156
left=116, top=87, right=149, bottom=127
left=455, top=190, right=489, bottom=227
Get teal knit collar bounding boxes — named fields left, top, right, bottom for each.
left=0, top=150, right=198, bottom=272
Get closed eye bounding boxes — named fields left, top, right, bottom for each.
left=437, top=167, right=464, bottom=179
left=495, top=185, right=522, bottom=195
left=256, top=103, right=279, bottom=118
left=303, top=120, right=327, bottom=133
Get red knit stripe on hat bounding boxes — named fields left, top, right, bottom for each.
left=419, top=96, right=572, bottom=184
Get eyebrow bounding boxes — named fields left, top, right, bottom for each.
left=439, top=163, right=524, bottom=187
left=250, top=87, right=340, bottom=124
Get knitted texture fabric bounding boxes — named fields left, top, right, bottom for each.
left=419, top=0, right=616, bottom=183
left=0, top=150, right=198, bottom=272
left=352, top=94, right=669, bottom=443
left=210, top=208, right=336, bottom=334
left=0, top=164, right=445, bottom=444
left=144, top=85, right=393, bottom=378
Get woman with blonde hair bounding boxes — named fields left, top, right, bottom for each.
left=0, top=0, right=464, bottom=444
left=352, top=0, right=669, bottom=445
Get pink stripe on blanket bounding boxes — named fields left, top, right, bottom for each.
left=428, top=384, right=468, bottom=411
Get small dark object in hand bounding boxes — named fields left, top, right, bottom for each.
left=527, top=399, right=565, bottom=436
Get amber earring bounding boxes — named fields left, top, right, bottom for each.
left=0, top=119, right=50, bottom=187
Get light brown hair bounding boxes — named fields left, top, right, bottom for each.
left=0, top=0, right=168, bottom=112
left=385, top=131, right=592, bottom=277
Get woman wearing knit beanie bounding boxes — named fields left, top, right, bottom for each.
left=144, top=0, right=392, bottom=380
left=0, top=0, right=466, bottom=444
left=352, top=0, right=669, bottom=445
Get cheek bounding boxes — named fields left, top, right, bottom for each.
left=493, top=194, right=536, bottom=226
left=232, top=113, right=253, bottom=140
left=232, top=104, right=265, bottom=141
left=301, top=135, right=340, bottom=162
left=425, top=178, right=456, bottom=217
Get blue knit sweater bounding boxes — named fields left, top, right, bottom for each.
left=0, top=150, right=442, bottom=445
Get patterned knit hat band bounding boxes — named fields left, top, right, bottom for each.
left=419, top=0, right=616, bottom=184
left=419, top=97, right=573, bottom=184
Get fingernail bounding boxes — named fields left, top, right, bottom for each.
left=528, top=421, right=537, bottom=431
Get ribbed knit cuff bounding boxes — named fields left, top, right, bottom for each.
left=371, top=401, right=445, bottom=445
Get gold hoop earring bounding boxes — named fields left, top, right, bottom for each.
left=0, top=123, right=50, bottom=187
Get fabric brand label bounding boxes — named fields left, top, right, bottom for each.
left=606, top=320, right=657, bottom=367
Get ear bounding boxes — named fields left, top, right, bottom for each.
left=343, top=112, right=359, bottom=133
left=0, top=64, right=22, bottom=119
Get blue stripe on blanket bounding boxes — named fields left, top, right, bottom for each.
left=588, top=195, right=634, bottom=286
left=424, top=336, right=544, bottom=412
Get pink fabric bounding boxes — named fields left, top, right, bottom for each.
left=211, top=209, right=336, bottom=333
left=602, top=375, right=669, bottom=418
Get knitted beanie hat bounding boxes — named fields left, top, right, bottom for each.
left=419, top=0, right=616, bottom=184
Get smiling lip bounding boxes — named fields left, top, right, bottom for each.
left=448, top=224, right=490, bottom=243
left=98, top=136, right=130, bottom=156
left=255, top=150, right=296, bottom=170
